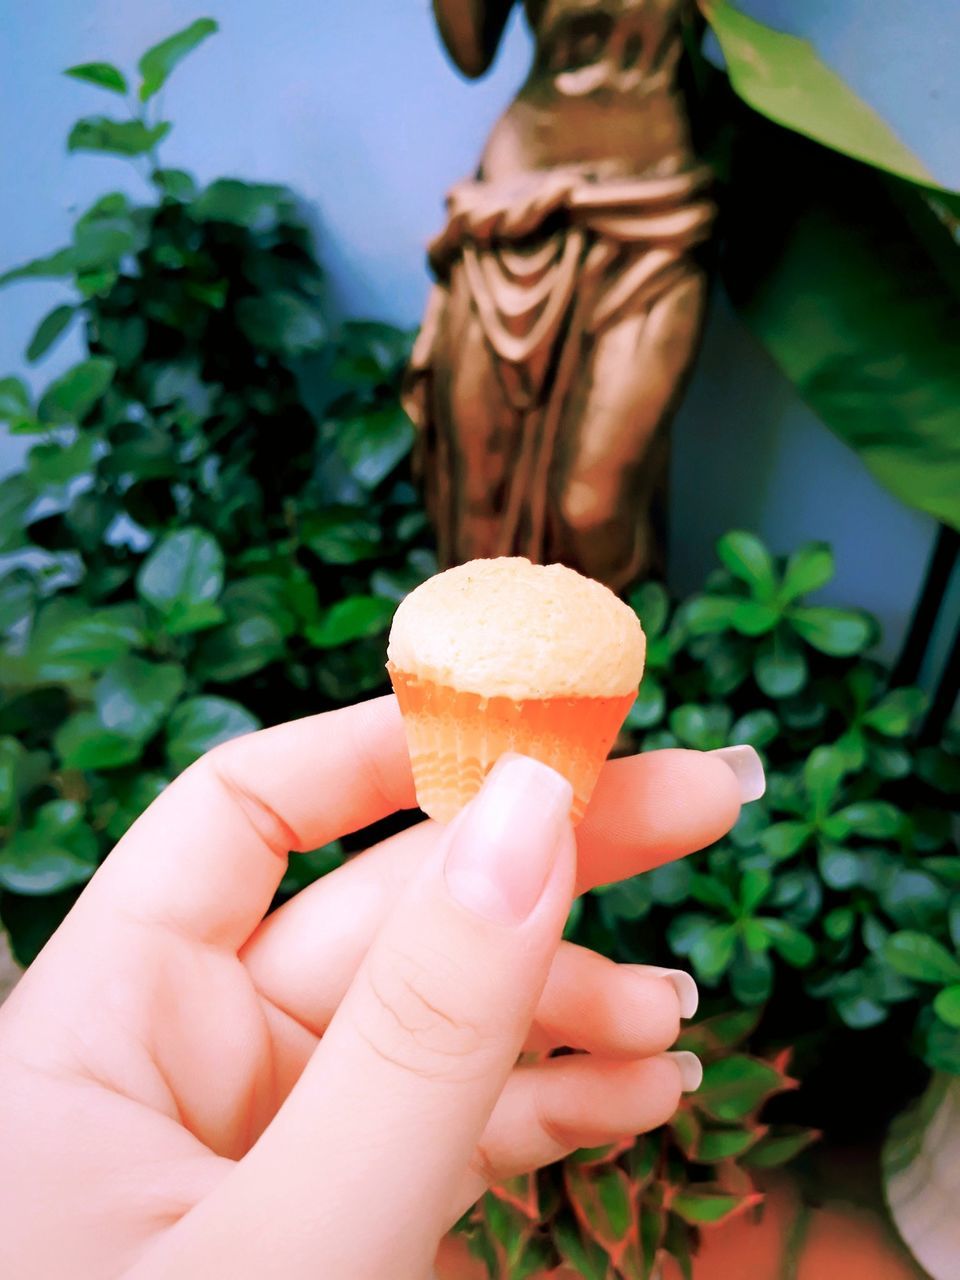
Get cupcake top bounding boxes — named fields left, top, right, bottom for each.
left=387, top=557, right=646, bottom=699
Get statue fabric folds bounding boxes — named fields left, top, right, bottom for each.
left=404, top=0, right=715, bottom=590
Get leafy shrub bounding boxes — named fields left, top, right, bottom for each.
left=0, top=20, right=433, bottom=959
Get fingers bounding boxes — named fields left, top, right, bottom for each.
left=458, top=1053, right=687, bottom=1213
left=129, top=757, right=579, bottom=1280
left=575, top=749, right=742, bottom=891
left=80, top=696, right=416, bottom=949
left=526, top=946, right=697, bottom=1057
left=241, top=748, right=737, bottom=1031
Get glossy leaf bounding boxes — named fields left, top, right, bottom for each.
left=14, top=602, right=145, bottom=684
left=236, top=291, right=326, bottom=356
left=0, top=475, right=33, bottom=553
left=690, top=923, right=737, bottom=982
left=68, top=116, right=171, bottom=156
left=790, top=606, right=874, bottom=657
left=670, top=1186, right=759, bottom=1226
left=863, top=688, right=928, bottom=738
left=834, top=800, right=903, bottom=840
left=885, top=933, right=960, bottom=986
left=26, top=305, right=76, bottom=363
left=715, top=530, right=777, bottom=599
left=94, top=656, right=184, bottom=741
left=727, top=599, right=780, bottom=637
left=306, top=596, right=394, bottom=649
left=166, top=697, right=260, bottom=773
left=779, top=542, right=834, bottom=602
left=64, top=61, right=129, bottom=94
left=818, top=846, right=862, bottom=891
left=136, top=527, right=225, bottom=635
left=730, top=708, right=778, bottom=749
left=934, top=986, right=960, bottom=1029
left=565, top=1162, right=634, bottom=1258
left=700, top=0, right=942, bottom=188
left=37, top=357, right=115, bottom=424
left=190, top=178, right=292, bottom=228
left=301, top=512, right=380, bottom=564
left=54, top=711, right=144, bottom=770
left=138, top=17, right=219, bottom=102
left=762, top=918, right=815, bottom=968
left=336, top=406, right=415, bottom=489
left=630, top=581, right=670, bottom=638
left=754, top=632, right=807, bottom=699
left=697, top=1055, right=789, bottom=1123
left=743, top=1127, right=819, bottom=1169
left=759, top=821, right=810, bottom=861
left=724, top=138, right=960, bottom=531
left=0, top=247, right=77, bottom=289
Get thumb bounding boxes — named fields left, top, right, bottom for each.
left=136, top=755, right=576, bottom=1280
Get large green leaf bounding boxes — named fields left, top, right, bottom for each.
left=697, top=1054, right=787, bottom=1122
left=37, top=357, right=116, bottom=424
left=0, top=800, right=98, bottom=895
left=715, top=530, right=777, bottom=599
left=189, top=179, right=292, bottom=229
left=26, top=305, right=76, bottom=363
left=885, top=932, right=960, bottom=986
left=10, top=601, right=145, bottom=686
left=94, top=656, right=185, bottom=741
left=136, top=527, right=225, bottom=635
left=64, top=62, right=129, bottom=94
left=236, top=291, right=326, bottom=355
left=724, top=136, right=960, bottom=530
left=306, top=596, right=394, bottom=649
left=54, top=711, right=145, bottom=770
left=68, top=116, right=171, bottom=156
left=138, top=18, right=219, bottom=102
left=700, top=0, right=945, bottom=190
left=0, top=475, right=33, bottom=553
left=0, top=247, right=77, bottom=289
left=166, top=697, right=261, bottom=773
left=336, top=405, right=415, bottom=489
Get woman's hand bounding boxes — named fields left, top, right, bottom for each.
left=0, top=696, right=747, bottom=1279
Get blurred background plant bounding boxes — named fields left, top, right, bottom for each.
left=1, top=14, right=958, bottom=1280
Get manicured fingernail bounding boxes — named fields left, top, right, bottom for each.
left=648, top=967, right=699, bottom=1019
left=709, top=745, right=766, bottom=803
left=445, top=754, right=573, bottom=925
left=665, top=1050, right=703, bottom=1093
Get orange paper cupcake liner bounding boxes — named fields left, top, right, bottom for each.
left=388, top=664, right=635, bottom=825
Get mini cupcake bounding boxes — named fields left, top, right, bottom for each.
left=387, top=557, right=645, bottom=824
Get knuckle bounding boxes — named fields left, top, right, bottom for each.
left=357, top=945, right=493, bottom=1082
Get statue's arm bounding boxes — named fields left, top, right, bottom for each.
left=431, top=0, right=518, bottom=78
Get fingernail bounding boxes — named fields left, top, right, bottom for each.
left=445, top=754, right=573, bottom=925
left=647, top=967, right=699, bottom=1019
left=665, top=1050, right=703, bottom=1093
left=709, top=745, right=766, bottom=803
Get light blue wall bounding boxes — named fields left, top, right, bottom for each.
left=2, top=1, right=956, bottom=671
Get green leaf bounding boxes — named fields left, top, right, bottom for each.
left=681, top=594, right=736, bottom=635
left=336, top=406, right=415, bottom=489
left=306, top=596, right=394, bottom=649
left=724, top=138, right=960, bottom=531
left=934, top=986, right=960, bottom=1030
left=625, top=676, right=665, bottom=730
left=743, top=1127, right=818, bottom=1169
left=715, top=530, right=777, bottom=599
left=818, top=846, right=862, bottom=891
left=754, top=629, right=808, bottom=699
left=0, top=475, right=33, bottom=553
left=922, top=1016, right=960, bottom=1075
left=727, top=599, right=780, bottom=637
left=564, top=1163, right=633, bottom=1252
left=189, top=178, right=292, bottom=229
left=629, top=580, right=670, bottom=637
left=863, top=687, right=928, bottom=738
left=26, top=305, right=76, bottom=363
left=701, top=0, right=941, bottom=188
left=554, top=1217, right=612, bottom=1280
left=136, top=527, right=225, bottom=635
left=803, top=744, right=847, bottom=812
left=779, top=542, right=835, bottom=602
left=103, top=773, right=169, bottom=841
left=697, top=1055, right=787, bottom=1123
left=236, top=291, right=326, bottom=356
left=759, top=821, right=811, bottom=861
left=834, top=800, right=903, bottom=840
left=0, top=800, right=98, bottom=894
left=195, top=611, right=286, bottom=683
left=885, top=932, right=960, bottom=985
left=68, top=116, right=171, bottom=156
left=27, top=435, right=98, bottom=490
left=64, top=62, right=128, bottom=94
left=54, top=711, right=144, bottom=770
left=0, top=247, right=77, bottom=288
left=301, top=512, right=380, bottom=564
left=138, top=17, right=219, bottom=102
left=730, top=944, right=773, bottom=1006
left=690, top=922, right=738, bottom=982
left=0, top=736, right=49, bottom=826
left=696, top=1128, right=760, bottom=1162
left=762, top=918, right=815, bottom=968
left=152, top=168, right=198, bottom=201
left=730, top=708, right=778, bottom=749
left=671, top=1187, right=755, bottom=1225
left=279, top=841, right=345, bottom=895
left=0, top=570, right=36, bottom=634
left=739, top=867, right=772, bottom=914
left=16, top=601, right=145, bottom=684
left=790, top=606, right=874, bottom=657
left=669, top=704, right=731, bottom=751
left=37, top=357, right=115, bottom=424
left=0, top=376, right=31, bottom=421
left=94, top=656, right=184, bottom=741
left=166, top=697, right=260, bottom=773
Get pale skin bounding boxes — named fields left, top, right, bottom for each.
left=0, top=695, right=740, bottom=1279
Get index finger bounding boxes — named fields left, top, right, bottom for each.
left=81, top=696, right=416, bottom=949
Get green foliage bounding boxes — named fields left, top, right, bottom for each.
left=0, top=20, right=430, bottom=963
left=463, top=1013, right=811, bottom=1279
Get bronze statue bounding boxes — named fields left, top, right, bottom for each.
left=404, top=0, right=715, bottom=589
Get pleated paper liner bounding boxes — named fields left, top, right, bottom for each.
left=388, top=663, right=635, bottom=824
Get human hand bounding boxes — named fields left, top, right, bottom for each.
left=0, top=696, right=748, bottom=1279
